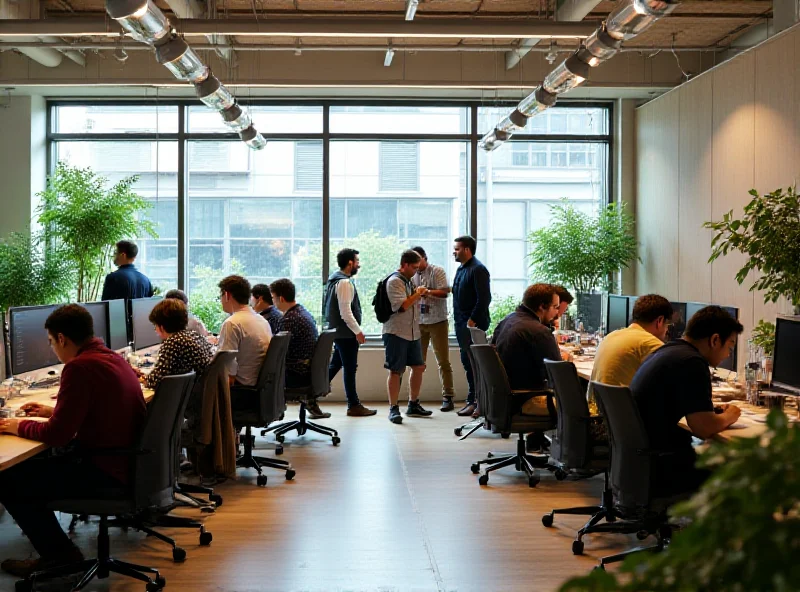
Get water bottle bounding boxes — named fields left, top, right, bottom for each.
left=745, top=339, right=759, bottom=405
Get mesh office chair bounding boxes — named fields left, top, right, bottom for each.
left=261, top=330, right=340, bottom=449
left=232, top=332, right=295, bottom=486
left=17, top=372, right=196, bottom=592
left=454, top=326, right=489, bottom=439
left=469, top=344, right=557, bottom=487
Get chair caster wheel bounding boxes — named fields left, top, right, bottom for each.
left=147, top=577, right=166, bottom=591
left=15, top=580, right=33, bottom=592
left=285, top=469, right=296, bottom=480
left=276, top=435, right=285, bottom=443
left=200, top=505, right=215, bottom=513
left=209, top=493, right=223, bottom=507
left=470, top=463, right=480, bottom=474
left=199, top=531, right=213, bottom=546
left=172, top=547, right=186, bottom=562
left=276, top=445, right=284, bottom=455
left=572, top=540, right=584, bottom=555
left=257, top=474, right=268, bottom=487
left=542, top=513, right=554, bottom=527
left=332, top=436, right=341, bottom=446
left=454, top=428, right=463, bottom=437
left=636, top=530, right=650, bottom=540
left=528, top=475, right=540, bottom=488
left=501, top=432, right=510, bottom=439
left=260, top=429, right=268, bottom=437
left=487, top=452, right=494, bottom=458
left=478, top=474, right=489, bottom=486
left=555, top=469, right=568, bottom=481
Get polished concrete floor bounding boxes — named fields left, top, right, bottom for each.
left=0, top=403, right=638, bottom=592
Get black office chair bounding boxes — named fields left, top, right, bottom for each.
left=454, top=327, right=489, bottom=439
left=261, top=330, right=340, bottom=449
left=232, top=332, right=295, bottom=486
left=541, top=361, right=622, bottom=542
left=18, top=372, right=196, bottom=592
left=585, top=382, right=680, bottom=568
left=469, top=344, right=557, bottom=487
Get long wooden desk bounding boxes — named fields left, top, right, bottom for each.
left=0, top=384, right=155, bottom=473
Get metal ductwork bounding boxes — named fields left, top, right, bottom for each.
left=0, top=0, right=80, bottom=68
left=106, top=0, right=265, bottom=149
left=481, top=0, right=677, bottom=151
left=162, top=0, right=232, bottom=59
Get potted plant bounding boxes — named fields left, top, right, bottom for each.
left=37, top=162, right=157, bottom=302
left=751, top=319, right=776, bottom=380
left=705, top=186, right=800, bottom=314
left=527, top=199, right=638, bottom=332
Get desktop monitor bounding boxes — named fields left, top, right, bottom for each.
left=772, top=316, right=800, bottom=393
left=627, top=296, right=638, bottom=323
left=686, top=302, right=706, bottom=322
left=130, top=297, right=162, bottom=351
left=107, top=299, right=129, bottom=351
left=606, top=295, right=629, bottom=333
left=8, top=304, right=60, bottom=375
left=685, top=302, right=739, bottom=371
left=81, top=302, right=109, bottom=347
left=668, top=302, right=687, bottom=342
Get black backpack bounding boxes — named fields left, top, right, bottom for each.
left=372, top=273, right=398, bottom=324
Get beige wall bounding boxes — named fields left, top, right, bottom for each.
left=635, top=24, right=800, bottom=373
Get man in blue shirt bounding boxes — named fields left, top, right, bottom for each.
left=451, top=235, right=491, bottom=417
left=251, top=283, right=283, bottom=336
left=100, top=241, right=154, bottom=302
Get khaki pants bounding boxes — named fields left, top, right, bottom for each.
left=420, top=321, right=455, bottom=396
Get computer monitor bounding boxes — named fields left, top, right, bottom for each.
left=81, top=302, right=109, bottom=347
left=685, top=302, right=739, bottom=371
left=772, top=316, right=800, bottom=393
left=8, top=305, right=60, bottom=375
left=686, top=302, right=706, bottom=322
left=606, top=295, right=629, bottom=333
left=107, top=299, right=129, bottom=351
left=130, top=297, right=162, bottom=351
left=627, top=296, right=638, bottom=324
left=668, top=302, right=687, bottom=342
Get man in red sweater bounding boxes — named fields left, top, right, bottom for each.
left=0, top=304, right=147, bottom=579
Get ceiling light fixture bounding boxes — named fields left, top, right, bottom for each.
left=384, top=47, right=394, bottom=67
left=405, top=0, right=419, bottom=21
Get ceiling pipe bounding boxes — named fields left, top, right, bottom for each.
left=39, top=36, right=85, bottom=66
left=2, top=37, right=63, bottom=66
left=162, top=0, right=232, bottom=59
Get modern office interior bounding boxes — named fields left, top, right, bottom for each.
left=1, top=0, right=799, bottom=590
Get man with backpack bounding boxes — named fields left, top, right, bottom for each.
left=379, top=249, right=432, bottom=424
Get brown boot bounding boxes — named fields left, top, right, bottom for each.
left=456, top=403, right=477, bottom=417
left=306, top=400, right=331, bottom=419
left=347, top=404, right=377, bottom=417
left=440, top=396, right=455, bottom=412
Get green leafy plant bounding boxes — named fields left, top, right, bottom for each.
left=560, top=410, right=800, bottom=592
left=0, top=230, right=74, bottom=313
left=37, top=162, right=157, bottom=302
left=705, top=186, right=800, bottom=306
left=751, top=320, right=776, bottom=357
left=528, top=200, right=638, bottom=294
left=489, top=294, right=518, bottom=336
left=189, top=260, right=245, bottom=334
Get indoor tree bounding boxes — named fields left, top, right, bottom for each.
left=37, top=162, right=157, bottom=302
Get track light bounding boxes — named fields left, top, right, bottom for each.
left=542, top=54, right=590, bottom=95
left=221, top=103, right=253, bottom=133
left=194, top=72, right=235, bottom=110
left=478, top=128, right=510, bottom=152
left=155, top=36, right=207, bottom=82
left=606, top=0, right=677, bottom=40
left=405, top=0, right=419, bottom=21
left=518, top=86, right=556, bottom=118
left=106, top=0, right=170, bottom=45
left=384, top=48, right=395, bottom=67
left=240, top=126, right=267, bottom=150
left=576, top=25, right=621, bottom=67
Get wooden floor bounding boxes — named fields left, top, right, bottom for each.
left=0, top=403, right=639, bottom=592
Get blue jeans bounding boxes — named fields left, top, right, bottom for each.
left=329, top=337, right=361, bottom=408
left=455, top=324, right=475, bottom=404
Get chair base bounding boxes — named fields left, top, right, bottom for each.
left=454, top=416, right=486, bottom=440
left=237, top=426, right=295, bottom=486
left=261, top=402, right=340, bottom=447
left=570, top=512, right=674, bottom=565
left=542, top=471, right=622, bottom=532
left=470, top=433, right=556, bottom=487
left=176, top=481, right=223, bottom=508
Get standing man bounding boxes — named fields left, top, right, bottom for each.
left=411, top=246, right=456, bottom=412
left=101, top=240, right=154, bottom=302
left=383, top=250, right=432, bottom=424
left=251, top=283, right=283, bottom=336
left=451, top=236, right=491, bottom=417
left=324, top=248, right=377, bottom=417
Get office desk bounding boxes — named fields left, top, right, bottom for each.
left=0, top=385, right=155, bottom=473
left=679, top=402, right=772, bottom=443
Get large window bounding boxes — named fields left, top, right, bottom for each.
left=49, top=102, right=609, bottom=333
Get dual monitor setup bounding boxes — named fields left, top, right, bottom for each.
left=5, top=297, right=163, bottom=377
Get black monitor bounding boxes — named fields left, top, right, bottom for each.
left=107, top=299, right=129, bottom=351
left=8, top=305, right=60, bottom=375
left=668, top=302, right=687, bottom=342
left=130, top=297, right=162, bottom=351
left=81, top=302, right=109, bottom=347
left=686, top=302, right=706, bottom=321
left=773, top=316, right=800, bottom=393
left=606, top=295, right=629, bottom=333
left=718, top=306, right=739, bottom=372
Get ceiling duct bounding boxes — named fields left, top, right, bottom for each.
left=480, top=0, right=676, bottom=151
left=105, top=0, right=265, bottom=150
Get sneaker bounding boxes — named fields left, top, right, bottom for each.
left=440, top=396, right=455, bottom=412
left=406, top=400, right=433, bottom=417
left=306, top=401, right=332, bottom=419
left=388, top=405, right=403, bottom=424
left=347, top=404, right=377, bottom=417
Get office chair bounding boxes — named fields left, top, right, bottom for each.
left=17, top=373, right=196, bottom=592
left=585, top=382, right=681, bottom=568
left=541, top=361, right=622, bottom=539
left=469, top=344, right=557, bottom=487
left=261, top=330, right=340, bottom=450
left=232, top=332, right=295, bottom=486
left=454, top=326, right=489, bottom=439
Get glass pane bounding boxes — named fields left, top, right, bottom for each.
left=477, top=105, right=609, bottom=135
left=54, top=141, right=179, bottom=291
left=331, top=140, right=468, bottom=334
left=53, top=104, right=178, bottom=134
left=187, top=105, right=323, bottom=134
left=330, top=105, right=468, bottom=134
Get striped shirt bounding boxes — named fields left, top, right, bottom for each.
left=412, top=263, right=449, bottom=325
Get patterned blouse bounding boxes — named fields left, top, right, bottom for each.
left=278, top=304, right=319, bottom=377
left=145, top=330, right=213, bottom=389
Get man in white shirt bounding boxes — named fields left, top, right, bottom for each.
left=323, top=249, right=377, bottom=417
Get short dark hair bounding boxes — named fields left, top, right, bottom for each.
left=554, top=286, right=573, bottom=305
left=400, top=249, right=422, bottom=266
left=454, top=235, right=477, bottom=255
left=251, top=284, right=274, bottom=305
left=218, top=275, right=251, bottom=305
left=631, top=294, right=673, bottom=324
left=337, top=248, right=359, bottom=271
left=45, top=304, right=94, bottom=345
left=411, top=245, right=427, bottom=259
left=149, top=298, right=188, bottom=333
left=685, top=305, right=744, bottom=343
left=116, top=240, right=139, bottom=259
left=522, top=283, right=558, bottom=313
left=269, top=278, right=296, bottom=302
left=164, top=289, right=189, bottom=305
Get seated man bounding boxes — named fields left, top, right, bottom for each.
left=630, top=305, right=742, bottom=498
left=251, top=283, right=283, bottom=336
left=269, top=278, right=326, bottom=419
left=0, top=304, right=147, bottom=578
